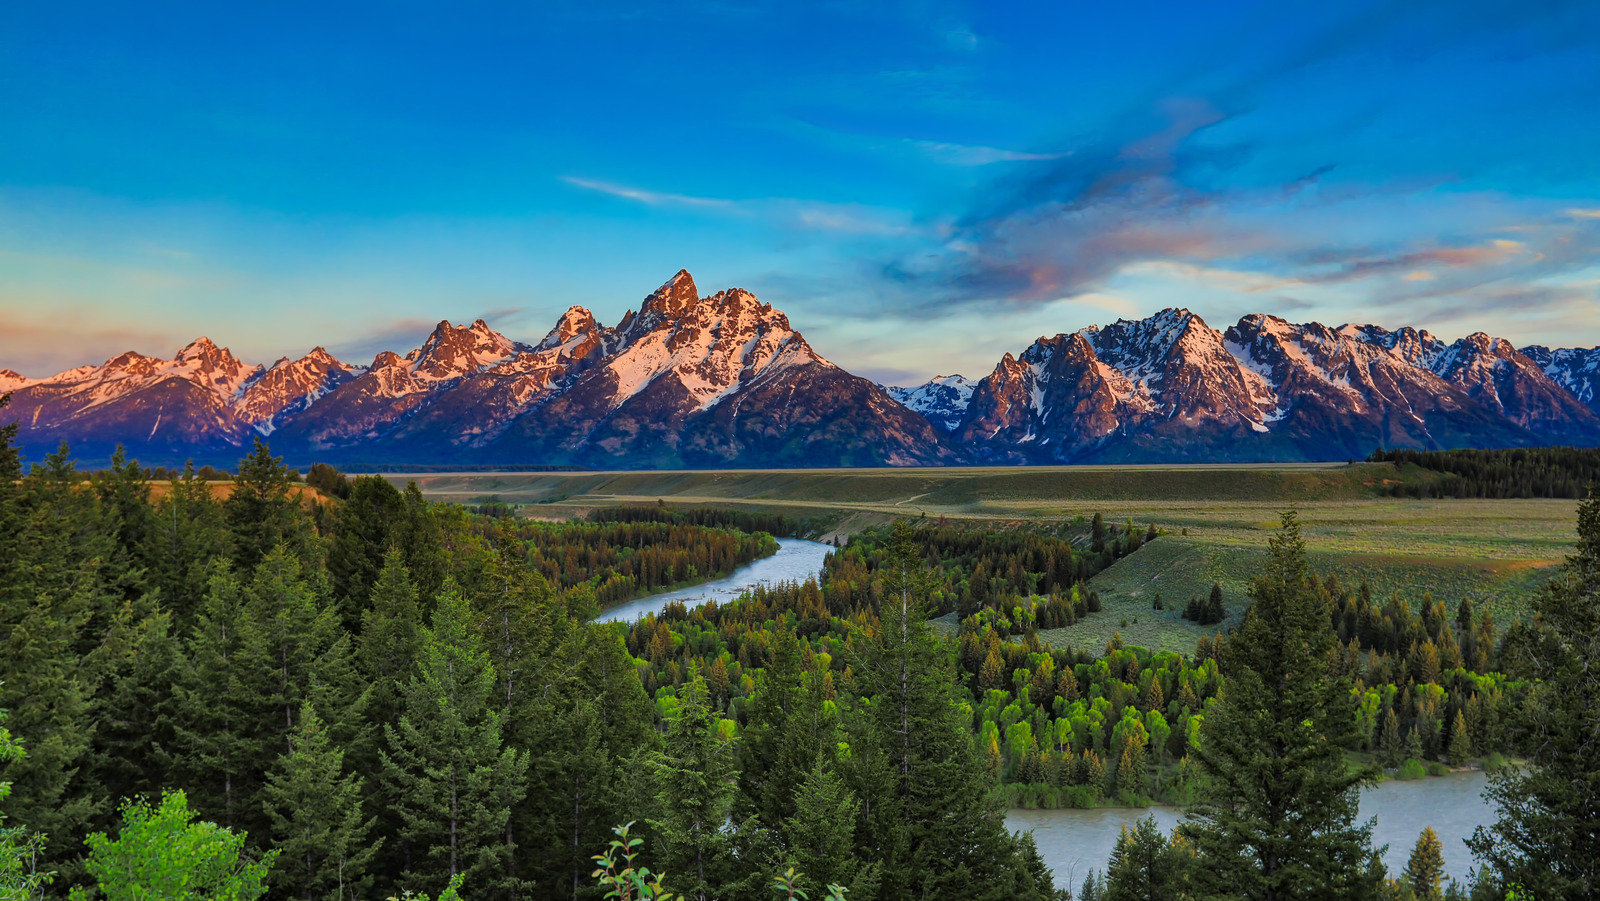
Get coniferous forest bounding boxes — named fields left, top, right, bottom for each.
left=2, top=408, right=1598, bottom=898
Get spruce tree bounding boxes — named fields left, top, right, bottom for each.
left=1179, top=511, right=1381, bottom=901
left=262, top=702, right=381, bottom=901
left=326, top=475, right=404, bottom=618
left=357, top=549, right=423, bottom=736
left=852, top=520, right=1050, bottom=901
left=1404, top=827, right=1445, bottom=901
left=1105, top=816, right=1191, bottom=901
left=173, top=564, right=268, bottom=832
left=225, top=440, right=307, bottom=573
left=379, top=586, right=526, bottom=896
left=240, top=546, right=365, bottom=761
left=784, top=756, right=879, bottom=899
left=649, top=674, right=736, bottom=901
left=1469, top=490, right=1600, bottom=898
left=151, top=462, right=231, bottom=628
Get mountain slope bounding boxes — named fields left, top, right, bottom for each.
left=4, top=279, right=1599, bottom=468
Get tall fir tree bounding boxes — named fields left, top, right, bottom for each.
left=225, top=440, right=308, bottom=573
left=1403, top=827, right=1445, bottom=901
left=326, top=475, right=405, bottom=621
left=262, top=702, right=382, bottom=901
left=240, top=545, right=365, bottom=760
left=172, top=563, right=268, bottom=833
left=1468, top=490, right=1600, bottom=898
left=151, top=462, right=231, bottom=627
left=1105, top=816, right=1191, bottom=901
left=379, top=586, right=526, bottom=896
left=1179, top=511, right=1382, bottom=901
left=851, top=520, right=1052, bottom=901
left=648, top=674, right=736, bottom=901
left=783, top=755, right=879, bottom=900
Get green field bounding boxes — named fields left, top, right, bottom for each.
left=395, top=463, right=1577, bottom=652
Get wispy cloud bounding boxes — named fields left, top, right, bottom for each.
left=909, top=140, right=1066, bottom=166
left=561, top=177, right=734, bottom=208
left=0, top=313, right=183, bottom=377
left=562, top=174, right=918, bottom=237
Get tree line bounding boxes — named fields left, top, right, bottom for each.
left=1368, top=446, right=1600, bottom=499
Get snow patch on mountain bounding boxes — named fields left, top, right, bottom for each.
left=886, top=375, right=977, bottom=431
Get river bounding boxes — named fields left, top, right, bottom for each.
left=592, top=539, right=1493, bottom=887
left=1008, top=770, right=1493, bottom=888
left=592, top=538, right=835, bottom=623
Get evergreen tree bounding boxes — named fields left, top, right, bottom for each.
left=1180, top=511, right=1381, bottom=901
left=1105, top=816, right=1190, bottom=901
left=1381, top=709, right=1404, bottom=769
left=225, top=441, right=307, bottom=573
left=240, top=546, right=364, bottom=759
left=1403, top=827, right=1445, bottom=901
left=1469, top=490, right=1600, bottom=898
left=172, top=564, right=267, bottom=833
left=326, top=476, right=404, bottom=619
left=262, top=702, right=381, bottom=901
left=648, top=674, right=736, bottom=901
left=852, top=520, right=1049, bottom=901
left=783, top=756, right=879, bottom=900
left=737, top=625, right=830, bottom=833
left=357, top=549, right=423, bottom=737
left=90, top=611, right=180, bottom=815
left=150, top=462, right=231, bottom=628
left=379, top=586, right=526, bottom=896
left=1447, top=711, right=1472, bottom=767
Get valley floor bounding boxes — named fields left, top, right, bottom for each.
left=399, top=463, right=1574, bottom=654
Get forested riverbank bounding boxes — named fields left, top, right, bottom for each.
left=2, top=406, right=1597, bottom=899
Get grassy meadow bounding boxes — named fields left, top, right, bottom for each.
left=391, top=462, right=1577, bottom=654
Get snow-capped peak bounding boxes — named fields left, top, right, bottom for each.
left=405, top=319, right=528, bottom=383
left=537, top=306, right=602, bottom=352
left=886, top=374, right=977, bottom=432
left=0, top=369, right=31, bottom=393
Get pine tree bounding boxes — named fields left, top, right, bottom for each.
left=358, top=549, right=423, bottom=735
left=1105, top=816, right=1190, bottom=901
left=91, top=611, right=181, bottom=812
left=380, top=586, right=527, bottom=896
left=1381, top=708, right=1404, bottom=768
left=852, top=520, right=1049, bottom=901
left=1404, top=827, right=1445, bottom=901
left=173, top=564, right=268, bottom=833
left=737, top=624, right=825, bottom=831
left=649, top=674, right=735, bottom=901
left=263, top=702, right=382, bottom=901
left=151, top=462, right=231, bottom=627
left=240, top=546, right=364, bottom=759
left=1179, top=511, right=1381, bottom=900
left=783, top=755, right=879, bottom=899
left=1444, top=710, right=1470, bottom=767
left=1469, top=490, right=1600, bottom=898
left=225, top=440, right=307, bottom=573
left=326, top=475, right=405, bottom=619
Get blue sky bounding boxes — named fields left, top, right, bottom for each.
left=3, top=0, right=1598, bottom=384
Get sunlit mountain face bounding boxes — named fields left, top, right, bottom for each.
left=5, top=271, right=1597, bottom=467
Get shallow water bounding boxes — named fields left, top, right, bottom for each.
left=1007, top=770, right=1493, bottom=888
left=592, top=538, right=833, bottom=623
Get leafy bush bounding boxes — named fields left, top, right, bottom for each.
left=1397, top=759, right=1427, bottom=781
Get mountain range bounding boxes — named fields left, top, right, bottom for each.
left=3, top=270, right=1598, bottom=468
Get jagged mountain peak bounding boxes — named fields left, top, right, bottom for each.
left=885, top=374, right=977, bottom=433
left=537, top=306, right=602, bottom=351
left=406, top=318, right=526, bottom=383
left=0, top=369, right=29, bottom=392
left=639, top=269, right=700, bottom=319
